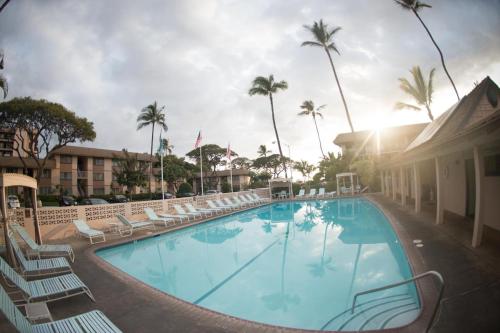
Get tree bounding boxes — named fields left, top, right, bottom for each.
left=160, top=138, right=174, bottom=155
left=294, top=160, right=316, bottom=182
left=177, top=182, right=193, bottom=195
left=394, top=0, right=460, bottom=101
left=0, top=97, right=96, bottom=183
left=231, top=157, right=252, bottom=170
left=395, top=66, right=436, bottom=121
left=257, top=144, right=271, bottom=157
left=113, top=149, right=148, bottom=193
left=158, top=154, right=197, bottom=193
left=302, top=20, right=354, bottom=132
left=0, top=49, right=7, bottom=99
left=137, top=101, right=168, bottom=195
left=249, top=75, right=289, bottom=177
left=298, top=100, right=327, bottom=158
left=186, top=144, right=237, bottom=188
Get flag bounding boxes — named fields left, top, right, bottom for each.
left=194, top=131, right=202, bottom=149
left=226, top=143, right=231, bottom=160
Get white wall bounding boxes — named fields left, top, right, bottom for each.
left=442, top=152, right=466, bottom=216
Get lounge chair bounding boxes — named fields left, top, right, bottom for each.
left=173, top=204, right=203, bottom=219
left=157, top=212, right=189, bottom=222
left=307, top=188, right=317, bottom=198
left=238, top=195, right=255, bottom=206
left=0, top=255, right=94, bottom=303
left=207, top=200, right=231, bottom=212
left=73, top=220, right=106, bottom=245
left=296, top=189, right=305, bottom=199
left=317, top=188, right=326, bottom=198
left=8, top=233, right=72, bottom=278
left=0, top=284, right=122, bottom=333
left=144, top=208, right=176, bottom=227
left=251, top=193, right=270, bottom=203
left=223, top=197, right=243, bottom=208
left=184, top=203, right=220, bottom=215
left=232, top=196, right=251, bottom=207
left=214, top=199, right=237, bottom=210
left=116, top=214, right=156, bottom=236
left=183, top=203, right=212, bottom=217
left=11, top=224, right=75, bottom=262
left=242, top=194, right=259, bottom=205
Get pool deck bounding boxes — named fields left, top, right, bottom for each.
left=1, top=194, right=500, bottom=332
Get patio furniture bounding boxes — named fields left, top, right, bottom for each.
left=223, top=197, right=243, bottom=208
left=251, top=193, right=270, bottom=203
left=183, top=203, right=212, bottom=217
left=317, top=188, right=326, bottom=198
left=144, top=208, right=176, bottom=227
left=295, top=189, right=306, bottom=199
left=0, top=284, right=122, bottom=333
left=232, top=196, right=251, bottom=207
left=11, top=224, right=75, bottom=262
left=307, top=188, right=317, bottom=198
left=207, top=200, right=231, bottom=212
left=116, top=214, right=156, bottom=236
left=73, top=220, right=106, bottom=245
left=158, top=212, right=189, bottom=223
left=0, top=255, right=95, bottom=303
left=184, top=203, right=220, bottom=215
left=173, top=204, right=203, bottom=219
left=8, top=233, right=72, bottom=278
left=238, top=195, right=256, bottom=206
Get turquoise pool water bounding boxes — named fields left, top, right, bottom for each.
left=97, top=198, right=420, bottom=331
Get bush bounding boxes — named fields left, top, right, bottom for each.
left=221, top=182, right=231, bottom=193
left=177, top=182, right=193, bottom=195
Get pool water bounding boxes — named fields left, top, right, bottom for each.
left=97, top=199, right=420, bottom=331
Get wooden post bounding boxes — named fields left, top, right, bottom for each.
left=413, top=163, right=421, bottom=213
left=380, top=170, right=385, bottom=195
left=391, top=169, right=397, bottom=201
left=400, top=167, right=406, bottom=206
left=435, top=157, right=444, bottom=225
left=472, top=147, right=484, bottom=247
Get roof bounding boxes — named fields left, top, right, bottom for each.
left=53, top=146, right=154, bottom=161
left=0, top=156, right=56, bottom=169
left=405, top=76, right=500, bottom=153
left=333, top=123, right=428, bottom=145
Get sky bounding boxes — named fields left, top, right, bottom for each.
left=1, top=0, right=499, bottom=166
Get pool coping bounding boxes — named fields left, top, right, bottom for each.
left=86, top=197, right=437, bottom=333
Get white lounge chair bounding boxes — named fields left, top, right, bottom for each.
left=223, top=197, right=243, bottom=208
left=307, top=188, right=317, bottom=198
left=232, top=196, right=251, bottom=207
left=8, top=232, right=73, bottom=278
left=183, top=203, right=212, bottom=217
left=296, top=189, right=306, bottom=199
left=207, top=200, right=231, bottom=212
left=317, top=188, right=326, bottom=198
left=0, top=255, right=94, bottom=303
left=251, top=193, right=270, bottom=203
left=184, top=203, right=220, bottom=215
left=0, top=284, right=122, bottom=333
left=11, top=224, right=75, bottom=262
left=238, top=195, right=256, bottom=206
left=216, top=199, right=238, bottom=210
left=173, top=204, right=203, bottom=219
left=73, top=220, right=106, bottom=245
left=144, top=208, right=176, bottom=227
left=116, top=214, right=156, bottom=236
left=158, top=212, right=189, bottom=222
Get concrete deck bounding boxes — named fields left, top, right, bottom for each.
left=1, top=195, right=500, bottom=332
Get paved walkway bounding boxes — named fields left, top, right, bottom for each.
left=1, top=195, right=500, bottom=332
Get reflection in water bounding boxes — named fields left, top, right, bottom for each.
left=191, top=226, right=243, bottom=244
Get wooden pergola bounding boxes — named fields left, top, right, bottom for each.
left=268, top=177, right=293, bottom=199
left=336, top=172, right=359, bottom=196
left=0, top=173, right=41, bottom=264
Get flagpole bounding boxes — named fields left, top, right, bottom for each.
left=199, top=145, right=204, bottom=196
left=160, top=130, right=165, bottom=200
left=230, top=160, right=233, bottom=192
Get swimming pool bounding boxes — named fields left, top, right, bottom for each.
left=97, top=198, right=420, bottom=331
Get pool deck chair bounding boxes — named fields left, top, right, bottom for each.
left=183, top=203, right=212, bottom=217
left=173, top=204, right=203, bottom=219
left=317, top=188, right=326, bottom=198
left=223, top=197, right=242, bottom=209
left=251, top=193, right=270, bottom=203
left=73, top=220, right=106, bottom=245
left=144, top=208, right=176, bottom=227
left=184, top=203, right=219, bottom=216
left=9, top=232, right=72, bottom=278
left=11, top=224, right=75, bottom=263
left=307, top=188, right=317, bottom=198
left=232, top=196, right=251, bottom=207
left=0, top=284, right=122, bottom=333
left=0, top=255, right=95, bottom=304
left=239, top=195, right=257, bottom=206
left=158, top=212, right=189, bottom=223
left=116, top=214, right=156, bottom=236
left=296, top=189, right=305, bottom=199
left=243, top=194, right=259, bottom=205
left=207, top=200, right=231, bottom=212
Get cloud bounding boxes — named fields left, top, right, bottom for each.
left=1, top=0, right=499, bottom=166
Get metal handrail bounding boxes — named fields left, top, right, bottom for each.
left=351, top=270, right=444, bottom=332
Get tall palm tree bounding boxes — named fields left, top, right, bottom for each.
left=257, top=144, right=271, bottom=158
left=0, top=49, right=7, bottom=99
left=302, top=20, right=354, bottom=133
left=249, top=75, right=289, bottom=177
left=137, top=101, right=168, bottom=194
left=394, top=0, right=460, bottom=101
left=395, top=66, right=436, bottom=121
left=298, top=100, right=327, bottom=158
left=160, top=138, right=174, bottom=155
left=294, top=160, right=316, bottom=182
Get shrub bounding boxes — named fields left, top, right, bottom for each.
left=221, top=182, right=231, bottom=193
left=177, top=182, right=193, bottom=195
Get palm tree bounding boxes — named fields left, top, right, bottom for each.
left=298, top=100, right=327, bottom=158
left=137, top=101, right=168, bottom=194
left=395, top=66, right=436, bottom=121
left=160, top=138, right=174, bottom=155
left=257, top=144, right=271, bottom=158
left=302, top=20, right=354, bottom=133
left=294, top=160, right=316, bottom=182
left=394, top=0, right=460, bottom=101
left=0, top=49, right=7, bottom=99
left=249, top=75, right=289, bottom=177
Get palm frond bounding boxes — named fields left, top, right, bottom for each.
left=398, top=78, right=422, bottom=104
left=315, top=111, right=324, bottom=119
left=316, top=104, right=327, bottom=111
left=428, top=68, right=436, bottom=103
left=272, top=80, right=288, bottom=91
left=301, top=41, right=322, bottom=48
left=415, top=1, right=431, bottom=10
left=298, top=111, right=310, bottom=116
left=0, top=74, right=8, bottom=99
left=248, top=87, right=268, bottom=96
left=300, top=100, right=314, bottom=111
left=393, top=0, right=412, bottom=10
left=394, top=102, right=421, bottom=111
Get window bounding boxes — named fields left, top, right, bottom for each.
left=93, top=188, right=105, bottom=195
left=41, top=169, right=51, bottom=179
left=6, top=167, right=17, bottom=173
left=60, top=172, right=72, bottom=180
left=93, top=173, right=104, bottom=181
left=485, top=154, right=500, bottom=176
left=60, top=155, right=72, bottom=164
left=39, top=187, right=51, bottom=195
left=94, top=158, right=104, bottom=166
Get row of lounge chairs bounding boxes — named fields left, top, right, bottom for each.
left=1, top=226, right=122, bottom=332
left=295, top=187, right=336, bottom=199
left=72, top=193, right=270, bottom=244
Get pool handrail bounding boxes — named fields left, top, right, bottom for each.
left=350, top=270, right=444, bottom=333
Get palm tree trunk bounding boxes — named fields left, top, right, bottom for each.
left=425, top=104, right=434, bottom=121
left=0, top=0, right=11, bottom=13
left=149, top=122, right=155, bottom=196
left=313, top=114, right=326, bottom=158
left=269, top=94, right=288, bottom=178
left=324, top=48, right=355, bottom=133
left=413, top=9, right=460, bottom=101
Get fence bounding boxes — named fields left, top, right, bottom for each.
left=3, top=188, right=270, bottom=241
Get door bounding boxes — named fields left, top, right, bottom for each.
left=465, top=159, right=475, bottom=217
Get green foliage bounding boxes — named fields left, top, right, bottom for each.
left=294, top=160, right=316, bottom=180
left=395, top=66, right=436, bottom=121
left=177, top=182, right=193, bottom=195
left=158, top=154, right=197, bottom=192
left=257, top=145, right=271, bottom=157
left=186, top=144, right=237, bottom=173
left=0, top=97, right=96, bottom=181
left=253, top=154, right=291, bottom=178
left=299, top=100, right=327, bottom=158
left=0, top=50, right=6, bottom=99
left=113, top=149, right=148, bottom=190
left=350, top=159, right=380, bottom=192
left=393, top=0, right=431, bottom=12
left=221, top=182, right=231, bottom=193
left=302, top=19, right=342, bottom=53
left=231, top=157, right=252, bottom=169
